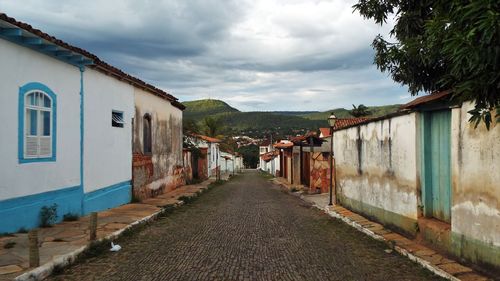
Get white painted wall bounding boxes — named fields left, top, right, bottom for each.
left=334, top=113, right=419, bottom=221
left=0, top=39, right=80, bottom=200
left=83, top=68, right=134, bottom=193
left=450, top=101, right=500, bottom=247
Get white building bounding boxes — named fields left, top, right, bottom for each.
left=187, top=135, right=221, bottom=178
left=0, top=13, right=183, bottom=233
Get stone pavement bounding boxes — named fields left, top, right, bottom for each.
left=0, top=179, right=214, bottom=281
left=277, top=185, right=492, bottom=281
left=46, top=171, right=449, bottom=280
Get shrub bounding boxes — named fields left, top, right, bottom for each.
left=63, top=213, right=79, bottom=222
left=40, top=204, right=58, bottom=227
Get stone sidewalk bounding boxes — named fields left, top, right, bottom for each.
left=271, top=178, right=492, bottom=281
left=0, top=179, right=215, bottom=281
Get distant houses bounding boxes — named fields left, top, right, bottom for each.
left=0, top=13, right=185, bottom=233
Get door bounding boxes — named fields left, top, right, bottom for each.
left=422, top=110, right=452, bottom=222
left=302, top=152, right=310, bottom=186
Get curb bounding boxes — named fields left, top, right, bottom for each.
left=13, top=183, right=214, bottom=281
left=316, top=204, right=460, bottom=281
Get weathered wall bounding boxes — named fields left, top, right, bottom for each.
left=182, top=149, right=193, bottom=183
left=334, top=113, right=419, bottom=235
left=132, top=88, right=183, bottom=199
left=449, top=102, right=500, bottom=268
left=309, top=152, right=331, bottom=194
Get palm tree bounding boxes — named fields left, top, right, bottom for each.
left=350, top=104, right=371, bottom=117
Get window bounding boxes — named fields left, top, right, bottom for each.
left=112, top=110, right=124, bottom=128
left=19, top=82, right=57, bottom=163
left=143, top=114, right=152, bottom=154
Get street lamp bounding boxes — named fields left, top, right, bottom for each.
left=328, top=113, right=337, bottom=206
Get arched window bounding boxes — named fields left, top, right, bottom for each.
left=143, top=114, right=152, bottom=154
left=19, top=82, right=57, bottom=163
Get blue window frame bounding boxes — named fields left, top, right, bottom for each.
left=18, top=82, right=57, bottom=163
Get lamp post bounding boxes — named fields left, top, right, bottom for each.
left=328, top=113, right=337, bottom=206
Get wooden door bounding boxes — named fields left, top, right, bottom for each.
left=422, top=110, right=452, bottom=222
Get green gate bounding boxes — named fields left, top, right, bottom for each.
left=421, top=110, right=452, bottom=222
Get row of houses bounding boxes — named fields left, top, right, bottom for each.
left=260, top=93, right=499, bottom=270
left=0, top=14, right=190, bottom=233
left=183, top=134, right=243, bottom=183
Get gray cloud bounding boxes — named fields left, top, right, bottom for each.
left=0, top=0, right=409, bottom=111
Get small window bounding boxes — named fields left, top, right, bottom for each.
left=112, top=111, right=124, bottom=128
left=24, top=91, right=53, bottom=158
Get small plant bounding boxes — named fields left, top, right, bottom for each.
left=17, top=227, right=28, bottom=233
left=40, top=203, right=58, bottom=227
left=3, top=241, right=16, bottom=249
left=290, top=187, right=298, bottom=192
left=178, top=195, right=194, bottom=204
left=63, top=213, right=79, bottom=222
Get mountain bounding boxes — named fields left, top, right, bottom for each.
left=300, top=104, right=402, bottom=120
left=181, top=99, right=402, bottom=138
left=182, top=99, right=239, bottom=120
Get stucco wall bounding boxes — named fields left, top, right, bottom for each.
left=450, top=102, right=500, bottom=266
left=334, top=113, right=419, bottom=235
left=0, top=39, right=80, bottom=201
left=132, top=88, right=183, bottom=199
left=83, top=68, right=134, bottom=193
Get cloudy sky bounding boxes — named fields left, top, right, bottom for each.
left=0, top=0, right=412, bottom=111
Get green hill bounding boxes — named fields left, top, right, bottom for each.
left=301, top=104, right=402, bottom=120
left=182, top=99, right=239, bottom=120
left=182, top=99, right=402, bottom=138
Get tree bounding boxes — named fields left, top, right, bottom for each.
left=202, top=116, right=223, bottom=137
left=237, top=144, right=259, bottom=168
left=183, top=119, right=199, bottom=135
left=350, top=104, right=372, bottom=117
left=353, top=0, right=500, bottom=128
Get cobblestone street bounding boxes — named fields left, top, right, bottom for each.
left=49, top=171, right=444, bottom=281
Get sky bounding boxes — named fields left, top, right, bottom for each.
left=0, top=0, right=413, bottom=112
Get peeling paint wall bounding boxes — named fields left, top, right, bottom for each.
left=334, top=113, right=419, bottom=235
left=132, top=88, right=183, bottom=200
left=450, top=101, right=500, bottom=268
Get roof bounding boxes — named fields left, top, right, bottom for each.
left=259, top=139, right=271, bottom=147
left=334, top=118, right=371, bottom=130
left=273, top=141, right=293, bottom=149
left=400, top=91, right=451, bottom=110
left=260, top=150, right=279, bottom=162
left=319, top=128, right=330, bottom=138
left=197, top=135, right=222, bottom=143
left=0, top=13, right=185, bottom=110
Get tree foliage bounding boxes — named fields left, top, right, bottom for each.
left=237, top=144, right=259, bottom=168
left=350, top=104, right=372, bottom=117
left=354, top=0, right=500, bottom=128
left=202, top=116, right=224, bottom=137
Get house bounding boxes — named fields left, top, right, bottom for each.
left=132, top=85, right=184, bottom=200
left=273, top=140, right=294, bottom=183
left=187, top=135, right=221, bottom=178
left=331, top=92, right=500, bottom=270
left=0, top=14, right=184, bottom=233
left=258, top=140, right=280, bottom=175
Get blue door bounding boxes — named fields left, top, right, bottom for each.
left=422, top=110, right=452, bottom=222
